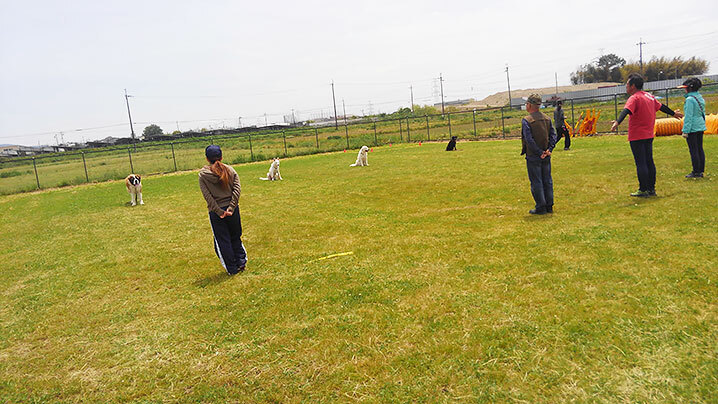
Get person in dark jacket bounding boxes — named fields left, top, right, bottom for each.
left=678, top=77, right=707, bottom=178
left=521, top=94, right=558, bottom=215
left=554, top=100, right=570, bottom=150
left=198, top=145, right=247, bottom=275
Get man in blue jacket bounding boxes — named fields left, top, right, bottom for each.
left=521, top=94, right=558, bottom=215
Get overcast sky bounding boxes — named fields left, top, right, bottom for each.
left=1, top=0, right=716, bottom=145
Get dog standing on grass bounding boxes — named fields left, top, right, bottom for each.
left=260, top=158, right=283, bottom=181
left=125, top=174, right=144, bottom=206
left=350, top=146, right=369, bottom=167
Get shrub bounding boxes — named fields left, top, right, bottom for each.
left=0, top=170, right=23, bottom=178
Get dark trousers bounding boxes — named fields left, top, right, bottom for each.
left=208, top=206, right=247, bottom=274
left=558, top=126, right=571, bottom=149
left=686, top=131, right=705, bottom=174
left=629, top=138, right=656, bottom=192
left=526, top=157, right=553, bottom=211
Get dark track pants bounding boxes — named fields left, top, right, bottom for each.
left=526, top=157, right=553, bottom=211
left=208, top=206, right=247, bottom=274
left=686, top=131, right=705, bottom=174
left=629, top=138, right=656, bottom=192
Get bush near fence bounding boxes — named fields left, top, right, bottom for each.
left=1, top=84, right=716, bottom=195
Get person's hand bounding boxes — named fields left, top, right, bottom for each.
left=610, top=120, right=619, bottom=132
left=673, top=110, right=684, bottom=119
left=540, top=150, right=551, bottom=159
left=220, top=209, right=233, bottom=218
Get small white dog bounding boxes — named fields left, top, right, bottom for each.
left=350, top=146, right=369, bottom=167
left=260, top=158, right=283, bottom=181
left=125, top=174, right=144, bottom=206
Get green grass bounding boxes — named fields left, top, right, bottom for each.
left=1, top=135, right=716, bottom=403
left=3, top=89, right=717, bottom=196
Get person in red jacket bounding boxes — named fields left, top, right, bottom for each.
left=610, top=73, right=683, bottom=197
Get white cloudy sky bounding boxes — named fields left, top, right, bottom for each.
left=1, top=0, right=716, bottom=145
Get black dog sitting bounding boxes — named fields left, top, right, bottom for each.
left=446, top=136, right=457, bottom=151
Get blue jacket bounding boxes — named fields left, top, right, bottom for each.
left=682, top=91, right=706, bottom=134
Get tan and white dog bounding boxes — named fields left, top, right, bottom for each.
left=125, top=174, right=144, bottom=206
left=260, top=158, right=283, bottom=181
left=350, top=146, right=369, bottom=167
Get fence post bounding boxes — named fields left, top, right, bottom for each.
left=344, top=124, right=349, bottom=149
left=283, top=131, right=288, bottom=157
left=407, top=117, right=411, bottom=142
left=570, top=99, right=575, bottom=128
left=500, top=107, right=506, bottom=139
left=614, top=94, right=618, bottom=121
left=32, top=157, right=40, bottom=189
left=665, top=88, right=669, bottom=111
left=472, top=110, right=477, bottom=138
left=128, top=148, right=134, bottom=173
left=425, top=115, right=430, bottom=141
left=448, top=113, right=452, bottom=137
left=315, top=128, right=319, bottom=149
left=373, top=122, right=378, bottom=146
left=81, top=152, right=89, bottom=182
left=248, top=135, right=254, bottom=161
left=399, top=119, right=403, bottom=142
left=170, top=142, right=177, bottom=171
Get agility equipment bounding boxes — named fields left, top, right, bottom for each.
left=654, top=113, right=718, bottom=136
left=573, top=109, right=601, bottom=136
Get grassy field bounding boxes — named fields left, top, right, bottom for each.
left=1, top=135, right=716, bottom=403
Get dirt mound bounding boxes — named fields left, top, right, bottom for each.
left=465, top=82, right=621, bottom=108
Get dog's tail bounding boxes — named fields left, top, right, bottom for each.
left=350, top=163, right=358, bottom=167
left=259, top=177, right=270, bottom=180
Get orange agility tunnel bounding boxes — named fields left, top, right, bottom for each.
left=654, top=113, right=718, bottom=136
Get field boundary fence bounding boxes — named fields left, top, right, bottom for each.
left=1, top=82, right=716, bottom=195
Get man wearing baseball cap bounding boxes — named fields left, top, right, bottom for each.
left=521, top=93, right=558, bottom=214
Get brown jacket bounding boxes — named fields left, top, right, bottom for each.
left=198, top=165, right=241, bottom=215
left=521, top=111, right=553, bottom=158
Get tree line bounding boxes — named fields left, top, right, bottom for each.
left=571, top=54, right=709, bottom=84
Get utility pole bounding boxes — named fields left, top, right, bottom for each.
left=176, top=121, right=180, bottom=132
left=264, top=113, right=268, bottom=127
left=331, top=80, right=338, bottom=129
left=342, top=99, right=347, bottom=123
left=636, top=38, right=646, bottom=73
left=237, top=117, right=242, bottom=128
left=124, top=89, right=136, bottom=145
left=410, top=85, right=414, bottom=112
left=505, top=65, right=512, bottom=109
left=439, top=74, right=445, bottom=114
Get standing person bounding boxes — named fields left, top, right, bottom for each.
left=610, top=73, right=683, bottom=197
left=521, top=94, right=558, bottom=215
left=679, top=77, right=706, bottom=178
left=554, top=100, right=571, bottom=150
left=199, top=145, right=247, bottom=275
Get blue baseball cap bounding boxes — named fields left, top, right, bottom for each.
left=205, top=145, right=222, bottom=162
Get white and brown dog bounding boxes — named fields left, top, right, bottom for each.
left=260, top=158, right=283, bottom=181
left=350, top=146, right=369, bottom=167
left=125, top=174, right=144, bottom=206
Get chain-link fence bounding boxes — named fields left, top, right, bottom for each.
left=2, top=83, right=715, bottom=195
